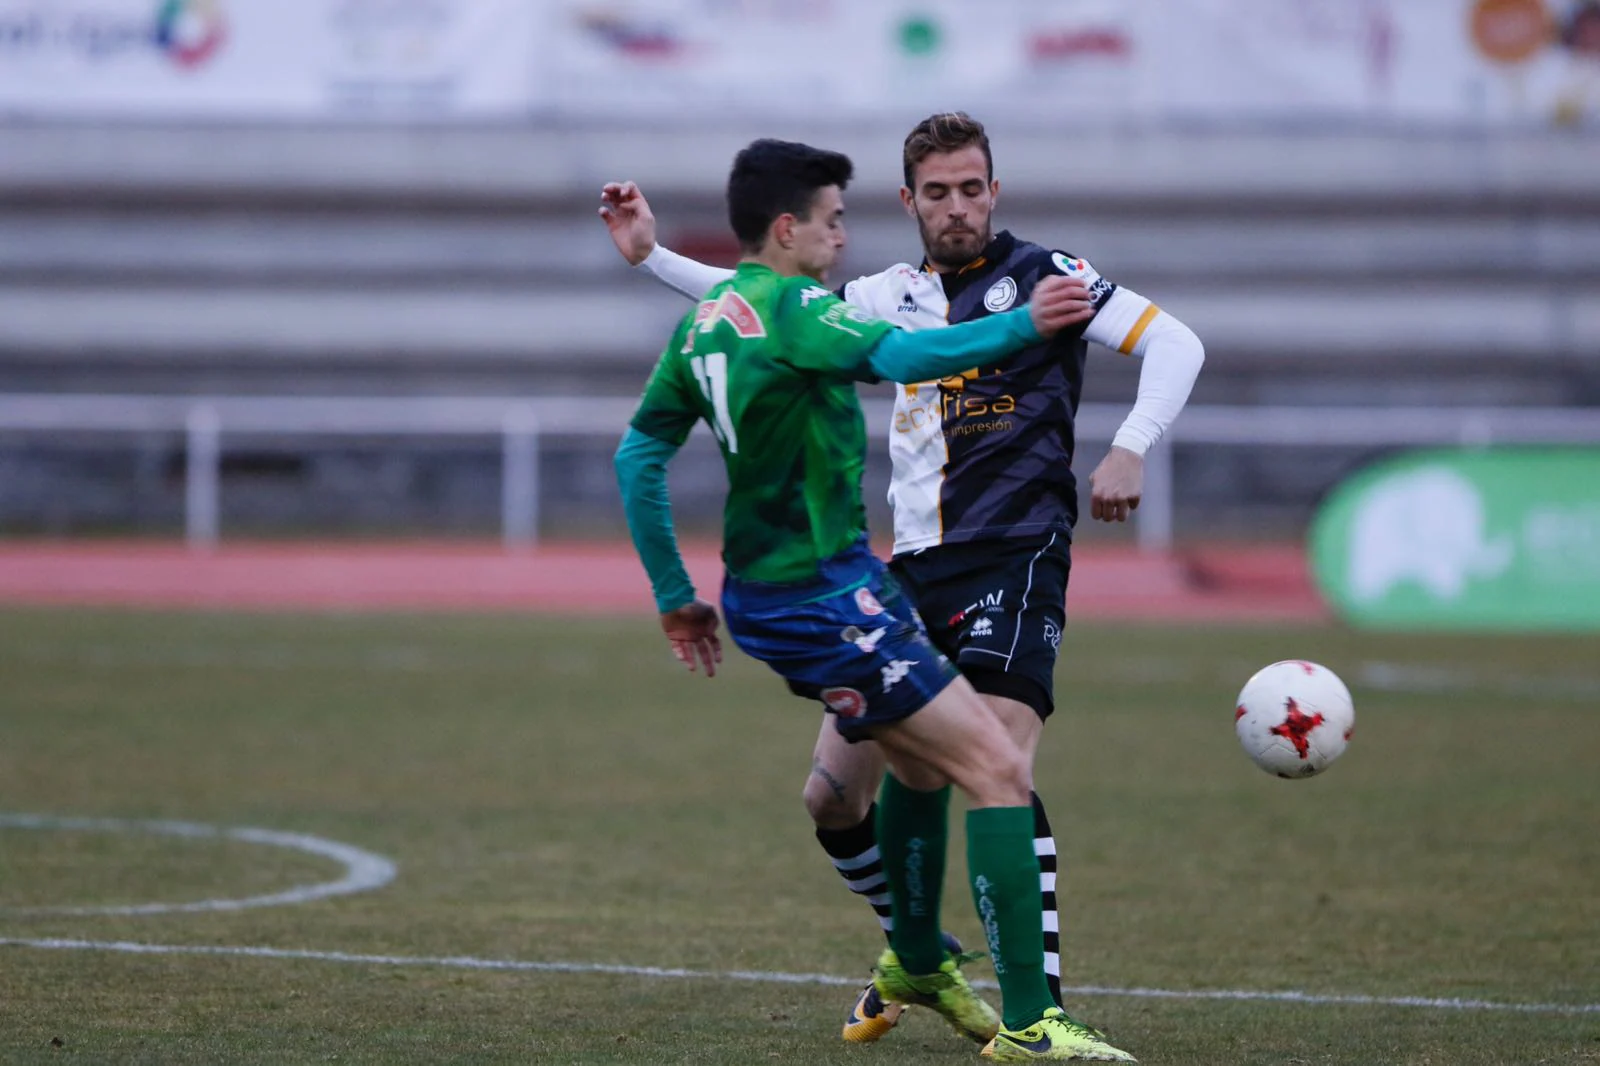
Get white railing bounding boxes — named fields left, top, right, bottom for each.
left=3, top=394, right=1600, bottom=552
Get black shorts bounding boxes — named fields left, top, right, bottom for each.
left=888, top=531, right=1070, bottom=720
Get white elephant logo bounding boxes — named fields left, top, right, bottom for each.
left=1349, top=467, right=1514, bottom=604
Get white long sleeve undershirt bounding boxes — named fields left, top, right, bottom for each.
left=1082, top=286, right=1205, bottom=456
left=635, top=244, right=732, bottom=298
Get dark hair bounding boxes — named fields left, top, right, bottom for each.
left=902, top=111, right=993, bottom=188
left=726, top=139, right=854, bottom=253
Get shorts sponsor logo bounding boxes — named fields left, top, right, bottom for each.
left=983, top=277, right=1017, bottom=312
left=840, top=625, right=888, bottom=652
left=855, top=587, right=885, bottom=616
left=962, top=590, right=1005, bottom=616
left=821, top=687, right=866, bottom=718
left=970, top=617, right=994, bottom=638
left=1042, top=621, right=1061, bottom=650
left=880, top=659, right=916, bottom=692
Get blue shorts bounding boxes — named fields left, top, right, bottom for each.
left=722, top=539, right=960, bottom=742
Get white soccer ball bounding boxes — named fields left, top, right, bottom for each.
left=1234, top=660, right=1354, bottom=779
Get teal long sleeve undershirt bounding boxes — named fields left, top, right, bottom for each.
left=866, top=305, right=1042, bottom=383
left=614, top=427, right=695, bottom=614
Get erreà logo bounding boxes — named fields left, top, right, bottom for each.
left=692, top=292, right=767, bottom=338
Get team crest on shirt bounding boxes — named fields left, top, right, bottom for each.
left=982, top=277, right=1017, bottom=312
left=821, top=686, right=866, bottom=717
left=854, top=587, right=886, bottom=616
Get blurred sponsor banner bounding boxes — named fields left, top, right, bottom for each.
left=1, top=0, right=1595, bottom=125
left=0, top=0, right=536, bottom=117
left=542, top=1, right=1148, bottom=121
left=547, top=0, right=1599, bottom=128
left=1310, top=449, right=1600, bottom=631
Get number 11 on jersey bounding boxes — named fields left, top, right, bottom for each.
left=690, top=352, right=739, bottom=453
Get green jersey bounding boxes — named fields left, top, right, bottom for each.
left=630, top=262, right=894, bottom=585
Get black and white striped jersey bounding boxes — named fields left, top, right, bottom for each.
left=842, top=230, right=1150, bottom=557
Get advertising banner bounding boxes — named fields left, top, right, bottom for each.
left=541, top=0, right=1149, bottom=122
left=1, top=0, right=1595, bottom=126
left=543, top=0, right=1599, bottom=128
left=0, top=0, right=537, bottom=118
left=1310, top=449, right=1600, bottom=631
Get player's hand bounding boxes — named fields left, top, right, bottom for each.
left=598, top=181, right=658, bottom=266
left=1088, top=446, right=1143, bottom=522
left=660, top=599, right=723, bottom=677
left=1027, top=275, right=1096, bottom=338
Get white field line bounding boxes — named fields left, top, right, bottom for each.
left=0, top=814, right=396, bottom=915
left=0, top=937, right=1596, bottom=1016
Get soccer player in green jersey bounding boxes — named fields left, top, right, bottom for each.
left=615, top=138, right=1136, bottom=1062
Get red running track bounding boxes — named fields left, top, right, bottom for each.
left=0, top=541, right=1328, bottom=622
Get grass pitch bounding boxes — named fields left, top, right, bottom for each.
left=0, top=610, right=1596, bottom=1064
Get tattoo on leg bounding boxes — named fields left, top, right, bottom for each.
left=810, top=757, right=847, bottom=801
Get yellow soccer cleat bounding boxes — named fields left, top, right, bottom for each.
left=870, top=948, right=999, bottom=1045
left=842, top=931, right=967, bottom=1043
left=988, top=1007, right=1136, bottom=1062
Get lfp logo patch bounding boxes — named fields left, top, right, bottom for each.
left=155, top=0, right=228, bottom=69
left=1051, top=252, right=1088, bottom=277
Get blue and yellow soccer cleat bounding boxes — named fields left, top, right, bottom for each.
left=985, top=1007, right=1136, bottom=1061
left=870, top=948, right=1000, bottom=1045
left=842, top=980, right=906, bottom=1042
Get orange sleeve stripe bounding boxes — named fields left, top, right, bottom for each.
left=1117, top=304, right=1160, bottom=355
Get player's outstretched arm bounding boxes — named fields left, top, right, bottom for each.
left=615, top=426, right=722, bottom=676
left=862, top=276, right=1091, bottom=384
left=1082, top=289, right=1206, bottom=522
left=599, top=180, right=733, bottom=299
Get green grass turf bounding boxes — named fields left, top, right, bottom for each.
left=0, top=610, right=1596, bottom=1064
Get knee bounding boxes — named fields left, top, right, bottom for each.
left=967, top=738, right=1033, bottom=808
left=803, top=772, right=871, bottom=830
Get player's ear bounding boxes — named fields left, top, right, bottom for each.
left=771, top=213, right=797, bottom=249
left=990, top=178, right=1000, bottom=204
left=899, top=186, right=916, bottom=217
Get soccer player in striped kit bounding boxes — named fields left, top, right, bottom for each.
left=603, top=112, right=1203, bottom=1056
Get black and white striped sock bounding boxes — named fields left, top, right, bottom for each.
left=815, top=803, right=893, bottom=938
left=1033, top=791, right=1063, bottom=1007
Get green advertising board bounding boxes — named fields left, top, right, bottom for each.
left=1310, top=448, right=1600, bottom=631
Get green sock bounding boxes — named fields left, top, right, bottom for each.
left=877, top=774, right=950, bottom=975
left=967, top=806, right=1056, bottom=1030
